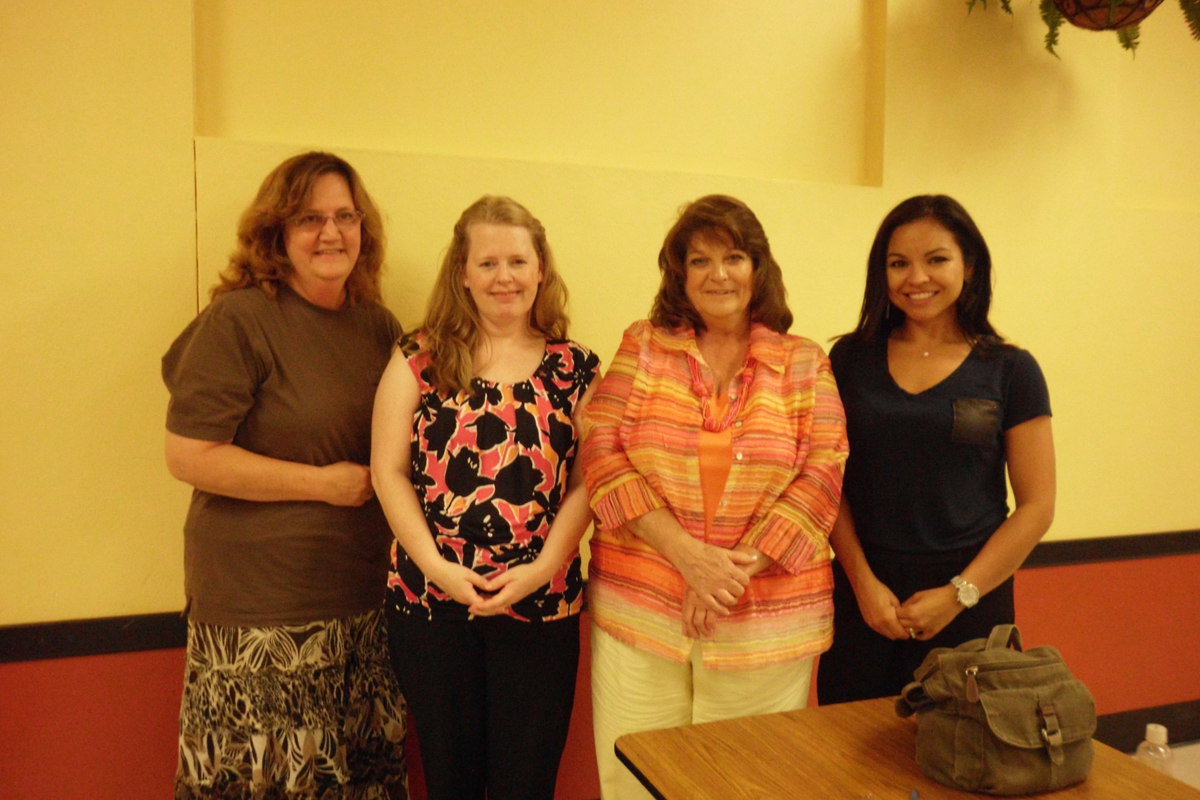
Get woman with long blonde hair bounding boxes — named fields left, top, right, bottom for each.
left=372, top=196, right=599, bottom=800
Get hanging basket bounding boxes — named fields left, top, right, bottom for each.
left=1052, top=0, right=1165, bottom=30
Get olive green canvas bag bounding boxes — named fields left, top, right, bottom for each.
left=895, top=624, right=1096, bottom=795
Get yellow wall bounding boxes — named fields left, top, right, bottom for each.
left=0, top=0, right=195, bottom=625
left=2, top=0, right=1197, bottom=624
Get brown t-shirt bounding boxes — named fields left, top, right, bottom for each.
left=162, top=285, right=402, bottom=626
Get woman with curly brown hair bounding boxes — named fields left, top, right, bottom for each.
left=162, top=151, right=408, bottom=799
left=582, top=194, right=848, bottom=799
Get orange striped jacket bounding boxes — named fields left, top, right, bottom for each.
left=582, top=320, right=848, bottom=669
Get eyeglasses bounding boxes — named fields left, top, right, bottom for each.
left=288, top=209, right=364, bottom=232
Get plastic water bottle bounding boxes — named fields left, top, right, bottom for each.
left=1134, top=723, right=1175, bottom=776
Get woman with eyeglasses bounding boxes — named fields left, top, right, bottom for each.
left=372, top=196, right=599, bottom=800
left=162, top=151, right=408, bottom=799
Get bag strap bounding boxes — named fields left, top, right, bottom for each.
left=912, top=654, right=940, bottom=683
left=985, top=624, right=1024, bottom=652
left=895, top=680, right=935, bottom=718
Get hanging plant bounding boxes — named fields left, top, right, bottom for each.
left=969, top=0, right=1200, bottom=54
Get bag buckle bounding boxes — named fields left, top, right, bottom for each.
left=1039, top=703, right=1065, bottom=765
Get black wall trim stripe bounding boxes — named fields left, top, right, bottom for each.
left=1, top=530, right=1197, bottom=664
left=1095, top=699, right=1200, bottom=752
left=0, top=611, right=186, bottom=664
left=2, top=612, right=1193, bottom=752
left=1023, top=529, right=1200, bottom=568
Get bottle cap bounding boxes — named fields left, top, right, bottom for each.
left=1146, top=723, right=1169, bottom=745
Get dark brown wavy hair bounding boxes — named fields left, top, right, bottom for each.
left=212, top=151, right=385, bottom=305
left=650, top=194, right=792, bottom=334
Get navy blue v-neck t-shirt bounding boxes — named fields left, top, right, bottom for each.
left=830, top=337, right=1050, bottom=554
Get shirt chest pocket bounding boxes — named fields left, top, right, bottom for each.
left=952, top=397, right=1001, bottom=447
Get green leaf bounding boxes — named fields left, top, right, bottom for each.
left=1040, top=0, right=1065, bottom=56
left=1117, top=24, right=1141, bottom=52
left=967, top=0, right=1014, bottom=14
left=1180, top=0, right=1200, bottom=41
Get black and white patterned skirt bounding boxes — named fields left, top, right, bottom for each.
left=176, top=607, right=407, bottom=800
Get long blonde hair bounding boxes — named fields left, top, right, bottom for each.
left=212, top=151, right=386, bottom=305
left=417, top=196, right=569, bottom=395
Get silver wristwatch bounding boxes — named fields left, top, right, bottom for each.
left=950, top=575, right=980, bottom=608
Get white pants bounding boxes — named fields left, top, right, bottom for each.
left=590, top=624, right=814, bottom=800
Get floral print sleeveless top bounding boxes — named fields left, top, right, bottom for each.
left=387, top=334, right=600, bottom=622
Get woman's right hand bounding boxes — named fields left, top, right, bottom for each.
left=624, top=508, right=753, bottom=613
left=425, top=559, right=493, bottom=608
left=319, top=461, right=375, bottom=506
left=829, top=498, right=909, bottom=641
left=672, top=538, right=755, bottom=614
left=853, top=575, right=909, bottom=640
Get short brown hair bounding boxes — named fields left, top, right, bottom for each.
left=213, top=151, right=386, bottom=305
left=651, top=194, right=792, bottom=334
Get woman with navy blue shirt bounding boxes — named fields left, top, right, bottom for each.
left=817, top=195, right=1056, bottom=704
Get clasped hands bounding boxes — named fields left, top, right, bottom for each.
left=425, top=559, right=551, bottom=617
left=676, top=540, right=760, bottom=640
left=859, top=578, right=963, bottom=642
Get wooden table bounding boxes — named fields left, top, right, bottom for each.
left=616, top=697, right=1200, bottom=799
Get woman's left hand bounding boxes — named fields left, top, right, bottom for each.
left=681, top=589, right=719, bottom=639
left=468, top=562, right=550, bottom=617
left=896, top=585, right=961, bottom=641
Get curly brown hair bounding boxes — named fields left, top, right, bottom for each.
left=650, top=194, right=792, bottom=334
left=212, top=151, right=386, bottom=305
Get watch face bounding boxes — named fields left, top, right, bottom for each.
left=953, top=576, right=980, bottom=607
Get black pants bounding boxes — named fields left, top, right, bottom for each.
left=816, top=542, right=1015, bottom=705
left=386, top=610, right=580, bottom=800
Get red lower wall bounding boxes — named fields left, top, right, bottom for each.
left=0, top=619, right=599, bottom=800
left=1012, top=553, right=1200, bottom=714
left=2, top=553, right=1197, bottom=800
left=0, top=648, right=182, bottom=800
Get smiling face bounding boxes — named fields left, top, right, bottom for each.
left=885, top=217, right=972, bottom=329
left=684, top=229, right=754, bottom=332
left=283, top=171, right=361, bottom=308
left=461, top=222, right=543, bottom=328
